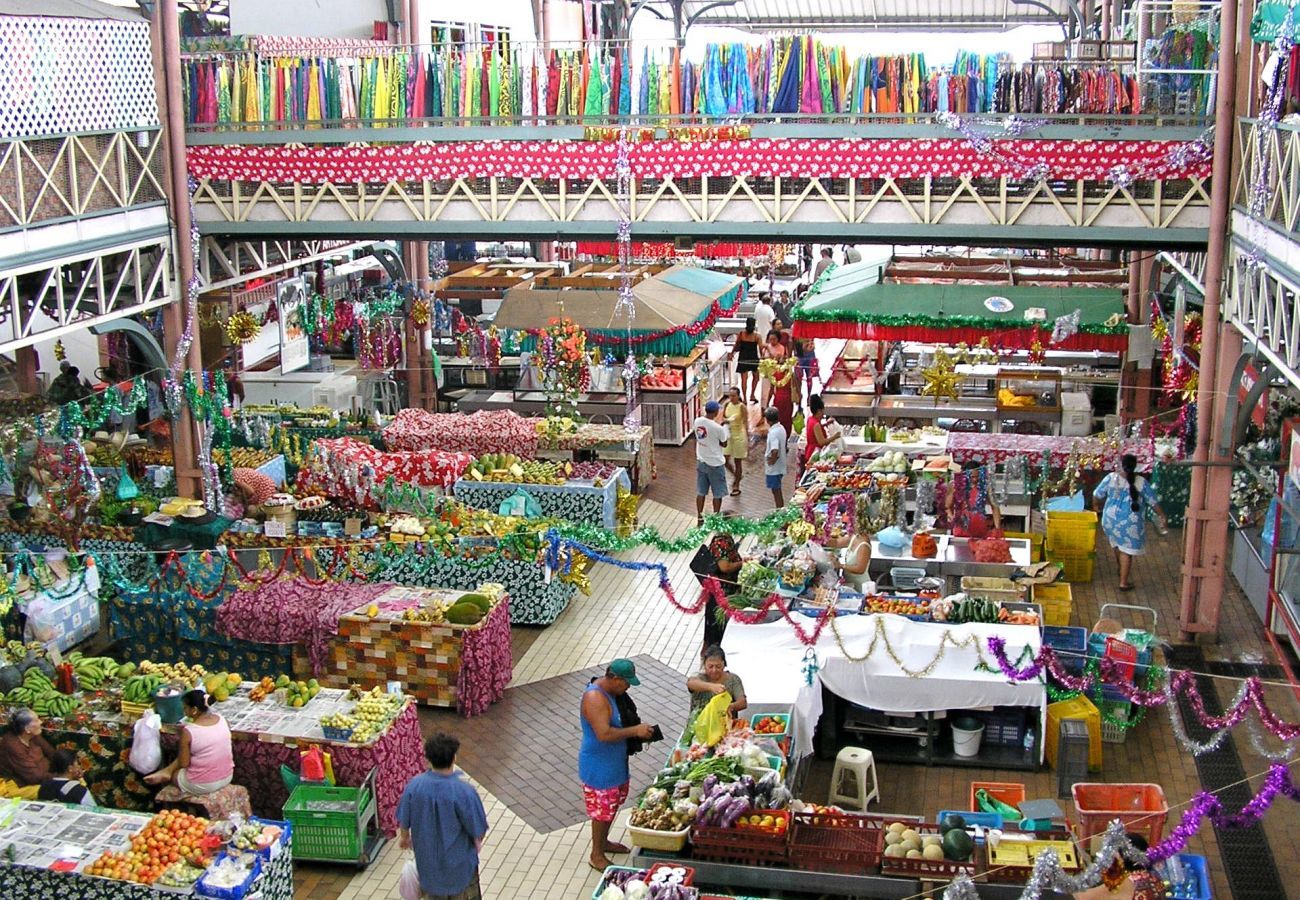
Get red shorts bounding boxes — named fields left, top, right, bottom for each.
left=582, top=782, right=630, bottom=823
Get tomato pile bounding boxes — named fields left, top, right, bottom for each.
left=86, top=810, right=215, bottom=885
left=751, top=715, right=786, bottom=735
left=866, top=597, right=931, bottom=617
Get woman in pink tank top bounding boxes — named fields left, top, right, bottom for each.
left=144, top=690, right=234, bottom=795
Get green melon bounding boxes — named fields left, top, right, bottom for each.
left=942, top=827, right=974, bottom=862
left=457, top=593, right=492, bottom=613
left=445, top=603, right=485, bottom=626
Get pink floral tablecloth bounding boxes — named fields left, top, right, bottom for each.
left=298, top=436, right=473, bottom=507
left=383, top=408, right=539, bottom=456
left=945, top=433, right=1154, bottom=472
left=232, top=701, right=425, bottom=837
left=459, top=596, right=512, bottom=717
left=215, top=578, right=390, bottom=674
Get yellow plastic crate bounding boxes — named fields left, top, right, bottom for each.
left=960, top=576, right=1026, bottom=602
left=1047, top=551, right=1095, bottom=583
left=1004, top=531, right=1043, bottom=563
left=987, top=838, right=1078, bottom=870
left=1045, top=510, right=1098, bottom=554
left=1046, top=695, right=1102, bottom=772
left=1032, top=582, right=1074, bottom=626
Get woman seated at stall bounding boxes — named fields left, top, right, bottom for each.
left=144, top=690, right=233, bottom=795
left=686, top=645, right=747, bottom=718
left=830, top=509, right=876, bottom=593
left=0, top=709, right=56, bottom=787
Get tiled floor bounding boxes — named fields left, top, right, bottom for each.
left=296, top=437, right=1300, bottom=900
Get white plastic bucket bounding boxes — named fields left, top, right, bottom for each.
left=952, top=719, right=985, bottom=758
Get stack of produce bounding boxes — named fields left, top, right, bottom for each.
left=85, top=810, right=214, bottom=885
left=465, top=453, right=570, bottom=485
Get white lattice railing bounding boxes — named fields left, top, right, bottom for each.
left=0, top=130, right=166, bottom=230
left=0, top=16, right=159, bottom=140
left=1226, top=240, right=1300, bottom=388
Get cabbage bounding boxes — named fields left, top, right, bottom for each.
left=624, top=879, right=650, bottom=900
left=599, top=887, right=625, bottom=900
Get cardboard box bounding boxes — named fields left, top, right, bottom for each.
left=1034, top=42, right=1067, bottom=60
left=1075, top=41, right=1102, bottom=60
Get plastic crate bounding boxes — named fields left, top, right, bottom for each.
left=745, top=712, right=790, bottom=738
left=879, top=825, right=978, bottom=880
left=936, top=810, right=1003, bottom=836
left=890, top=567, right=928, bottom=590
left=788, top=810, right=883, bottom=874
left=627, top=823, right=690, bottom=852
left=1045, top=510, right=1098, bottom=554
left=1046, top=695, right=1102, bottom=771
left=1156, top=853, right=1212, bottom=900
left=1032, top=582, right=1074, bottom=626
left=245, top=817, right=292, bottom=860
left=1072, top=783, right=1168, bottom=851
left=646, top=863, right=695, bottom=887
left=281, top=769, right=375, bottom=863
left=1042, top=625, right=1088, bottom=676
left=591, top=867, right=648, bottom=900
left=1046, top=550, right=1096, bottom=583
left=320, top=725, right=354, bottom=742
left=970, top=782, right=1026, bottom=813
left=1004, top=530, right=1043, bottom=562
left=974, top=708, right=1028, bottom=747
left=960, top=576, right=1026, bottom=602
left=195, top=851, right=262, bottom=900
left=1098, top=695, right=1134, bottom=744
left=691, top=819, right=789, bottom=866
left=1087, top=633, right=1154, bottom=683
left=984, top=837, right=1080, bottom=884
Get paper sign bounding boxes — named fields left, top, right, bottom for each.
left=264, top=521, right=287, bottom=537
left=344, top=517, right=362, bottom=536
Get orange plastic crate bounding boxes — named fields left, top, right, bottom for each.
left=969, top=781, right=1026, bottom=813
left=1072, top=783, right=1168, bottom=851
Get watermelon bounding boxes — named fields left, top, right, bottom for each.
left=942, top=827, right=974, bottom=862
left=941, top=814, right=966, bottom=834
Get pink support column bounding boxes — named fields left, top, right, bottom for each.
left=1178, top=0, right=1240, bottom=640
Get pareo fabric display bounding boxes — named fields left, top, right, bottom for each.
left=945, top=433, right=1154, bottom=472
left=382, top=408, right=539, bottom=456
left=297, top=437, right=473, bottom=508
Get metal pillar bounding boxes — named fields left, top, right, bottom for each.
left=15, top=346, right=39, bottom=396
left=155, top=0, right=203, bottom=498
left=1178, top=0, right=1240, bottom=640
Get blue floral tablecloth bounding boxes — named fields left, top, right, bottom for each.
left=452, top=468, right=630, bottom=529
left=369, top=551, right=576, bottom=625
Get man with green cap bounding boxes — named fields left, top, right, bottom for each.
left=579, top=658, right=655, bottom=871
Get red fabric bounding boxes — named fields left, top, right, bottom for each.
left=945, top=432, right=1154, bottom=472
left=187, top=138, right=1213, bottom=184
left=790, top=320, right=1127, bottom=352
left=459, top=596, right=513, bottom=717
left=575, top=240, right=772, bottom=258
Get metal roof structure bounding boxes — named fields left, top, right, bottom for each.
left=637, top=0, right=1079, bottom=33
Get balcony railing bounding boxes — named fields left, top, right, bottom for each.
left=0, top=129, right=166, bottom=232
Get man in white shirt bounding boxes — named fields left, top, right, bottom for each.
left=753, top=295, right=775, bottom=343
left=812, top=247, right=834, bottom=280
left=762, top=407, right=788, bottom=508
left=694, top=400, right=730, bottom=525
left=844, top=245, right=862, bottom=264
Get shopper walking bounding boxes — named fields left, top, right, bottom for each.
left=1092, top=453, right=1168, bottom=592
left=580, top=660, right=655, bottom=872
left=397, top=733, right=488, bottom=900
left=772, top=290, right=794, bottom=328
left=722, top=386, right=748, bottom=496
left=762, top=407, right=788, bottom=508
left=801, top=394, right=842, bottom=476
left=753, top=293, right=775, bottom=343
left=732, top=317, right=762, bottom=403
left=693, top=400, right=730, bottom=525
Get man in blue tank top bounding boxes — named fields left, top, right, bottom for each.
left=579, top=659, right=655, bottom=871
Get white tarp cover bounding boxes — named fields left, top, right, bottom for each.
left=723, top=614, right=1045, bottom=760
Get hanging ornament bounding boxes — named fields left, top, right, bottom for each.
left=53, top=340, right=66, bottom=362
left=801, top=647, right=820, bottom=686
left=225, top=310, right=260, bottom=345
left=1028, top=332, right=1047, bottom=365
left=1050, top=308, right=1082, bottom=345
left=115, top=463, right=139, bottom=501
left=920, top=348, right=960, bottom=401
left=623, top=353, right=641, bottom=432
left=410, top=298, right=431, bottom=328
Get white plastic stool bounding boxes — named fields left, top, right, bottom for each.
left=828, top=746, right=880, bottom=810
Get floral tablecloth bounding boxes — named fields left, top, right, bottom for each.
left=297, top=437, right=473, bottom=508
left=0, top=840, right=293, bottom=900
left=1152, top=459, right=1191, bottom=528
left=452, top=469, right=630, bottom=529
left=22, top=702, right=424, bottom=838
left=383, top=407, right=539, bottom=456
left=945, top=433, right=1155, bottom=472
left=459, top=596, right=512, bottom=716
left=370, top=551, right=575, bottom=625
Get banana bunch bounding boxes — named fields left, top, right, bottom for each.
left=124, top=673, right=165, bottom=704
left=137, top=659, right=206, bottom=688
left=67, top=653, right=124, bottom=690
left=5, top=669, right=80, bottom=718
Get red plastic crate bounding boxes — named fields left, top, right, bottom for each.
left=646, top=863, right=695, bottom=887
left=1072, top=783, right=1168, bottom=850
left=879, top=824, right=979, bottom=881
left=969, top=781, right=1026, bottom=813
left=691, top=811, right=789, bottom=867
left=789, top=811, right=884, bottom=874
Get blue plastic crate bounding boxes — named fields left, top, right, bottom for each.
left=1086, top=633, right=1154, bottom=681
left=1043, top=625, right=1087, bottom=676
left=1155, top=853, right=1211, bottom=900
left=247, top=816, right=292, bottom=860
left=936, top=810, right=1003, bottom=839
left=195, top=851, right=263, bottom=900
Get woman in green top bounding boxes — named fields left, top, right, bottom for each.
left=686, top=645, right=747, bottom=717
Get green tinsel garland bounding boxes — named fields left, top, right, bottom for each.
left=793, top=307, right=1128, bottom=335
left=553, top=506, right=801, bottom=553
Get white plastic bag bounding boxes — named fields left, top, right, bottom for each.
left=129, top=711, right=162, bottom=774
left=398, top=859, right=421, bottom=900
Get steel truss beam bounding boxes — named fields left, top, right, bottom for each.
left=1225, top=238, right=1300, bottom=393
left=0, top=235, right=175, bottom=354
left=198, top=237, right=378, bottom=290
left=1158, top=250, right=1208, bottom=296
left=191, top=173, right=1211, bottom=246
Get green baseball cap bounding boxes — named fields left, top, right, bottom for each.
left=609, top=658, right=640, bottom=685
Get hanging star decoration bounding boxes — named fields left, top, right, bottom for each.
left=1028, top=333, right=1047, bottom=365
left=1051, top=308, right=1082, bottom=345
left=225, top=310, right=260, bottom=345
left=920, top=348, right=961, bottom=401
left=409, top=298, right=431, bottom=328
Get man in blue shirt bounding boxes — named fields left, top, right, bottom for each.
left=398, top=733, right=489, bottom=900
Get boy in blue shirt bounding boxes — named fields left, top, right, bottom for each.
left=398, top=733, right=488, bottom=900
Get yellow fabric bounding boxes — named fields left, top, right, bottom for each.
left=696, top=691, right=733, bottom=747
left=998, top=388, right=1036, bottom=407
left=0, top=780, right=39, bottom=800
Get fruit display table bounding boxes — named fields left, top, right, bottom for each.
left=537, top=424, right=656, bottom=493
left=0, top=801, right=293, bottom=900
left=369, top=551, right=576, bottom=625
left=452, top=468, right=631, bottom=529
left=290, top=586, right=513, bottom=714
left=0, top=689, right=424, bottom=837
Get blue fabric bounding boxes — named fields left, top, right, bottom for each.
left=578, top=684, right=628, bottom=789
left=765, top=473, right=784, bottom=491
left=1094, top=472, right=1157, bottom=555
left=397, top=770, right=488, bottom=896
left=696, top=461, right=728, bottom=498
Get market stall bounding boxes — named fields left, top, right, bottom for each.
left=945, top=432, right=1154, bottom=471
left=453, top=466, right=631, bottom=529
left=291, top=584, right=512, bottom=714
left=0, top=801, right=293, bottom=900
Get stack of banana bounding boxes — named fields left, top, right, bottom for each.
left=66, top=652, right=133, bottom=690
left=5, top=667, right=79, bottom=717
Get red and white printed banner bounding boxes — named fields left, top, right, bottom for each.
left=187, top=138, right=1212, bottom=184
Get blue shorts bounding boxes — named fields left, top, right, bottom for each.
left=765, top=473, right=784, bottom=490
left=696, top=462, right=728, bottom=497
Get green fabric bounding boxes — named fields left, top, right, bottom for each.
left=1253, top=1, right=1297, bottom=42
left=137, top=516, right=233, bottom=550
left=793, top=275, right=1128, bottom=336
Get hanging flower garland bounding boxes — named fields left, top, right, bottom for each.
left=537, top=317, right=589, bottom=419
left=759, top=357, right=795, bottom=388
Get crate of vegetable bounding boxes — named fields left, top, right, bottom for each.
left=984, top=837, right=1079, bottom=883
left=746, top=713, right=789, bottom=737
left=689, top=773, right=792, bottom=866
left=789, top=809, right=885, bottom=874
left=865, top=595, right=931, bottom=620
left=879, top=821, right=979, bottom=880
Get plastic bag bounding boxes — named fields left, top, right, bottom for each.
left=129, top=711, right=162, bottom=774
left=398, top=859, right=422, bottom=900
left=299, top=746, right=326, bottom=782
left=21, top=595, right=60, bottom=645
left=1262, top=497, right=1298, bottom=548
left=695, top=691, right=732, bottom=747
left=498, top=488, right=542, bottom=519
